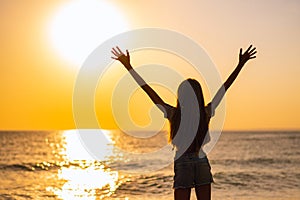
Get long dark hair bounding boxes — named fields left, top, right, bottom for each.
left=169, top=79, right=208, bottom=152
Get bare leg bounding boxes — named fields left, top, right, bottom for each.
left=174, top=188, right=191, bottom=200
left=195, top=184, right=211, bottom=200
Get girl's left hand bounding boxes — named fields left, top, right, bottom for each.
left=239, top=45, right=257, bottom=65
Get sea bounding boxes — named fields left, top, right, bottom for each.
left=0, top=130, right=299, bottom=200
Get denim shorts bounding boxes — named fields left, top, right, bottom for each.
left=173, top=153, right=213, bottom=189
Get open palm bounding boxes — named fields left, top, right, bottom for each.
left=239, top=45, right=257, bottom=65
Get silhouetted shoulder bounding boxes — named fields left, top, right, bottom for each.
left=205, top=103, right=215, bottom=119
left=163, top=104, right=176, bottom=120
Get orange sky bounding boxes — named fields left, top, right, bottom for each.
left=1, top=0, right=299, bottom=130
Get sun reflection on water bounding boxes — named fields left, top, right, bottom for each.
left=47, top=130, right=123, bottom=199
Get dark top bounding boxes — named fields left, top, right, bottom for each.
left=163, top=103, right=215, bottom=155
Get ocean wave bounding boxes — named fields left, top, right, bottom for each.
left=116, top=174, right=173, bottom=196
left=211, top=157, right=299, bottom=166
left=213, top=170, right=300, bottom=191
left=0, top=194, right=16, bottom=200
left=0, top=160, right=108, bottom=172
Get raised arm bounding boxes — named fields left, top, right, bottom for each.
left=111, top=46, right=168, bottom=113
left=210, top=45, right=257, bottom=111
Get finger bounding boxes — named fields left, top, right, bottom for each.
left=240, top=48, right=242, bottom=55
left=111, top=56, right=118, bottom=60
left=111, top=50, right=118, bottom=56
left=249, top=47, right=256, bottom=54
left=250, top=51, right=257, bottom=56
left=246, top=45, right=253, bottom=52
left=249, top=56, right=256, bottom=59
left=111, top=50, right=117, bottom=56
left=126, top=49, right=129, bottom=57
left=116, top=46, right=123, bottom=54
left=111, top=48, right=118, bottom=55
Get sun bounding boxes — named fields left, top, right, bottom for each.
left=49, top=0, right=128, bottom=66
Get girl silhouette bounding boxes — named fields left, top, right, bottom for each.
left=111, top=45, right=257, bottom=200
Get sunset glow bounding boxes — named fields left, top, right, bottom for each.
left=49, top=0, right=128, bottom=65
left=46, top=130, right=120, bottom=200
left=0, top=1, right=299, bottom=130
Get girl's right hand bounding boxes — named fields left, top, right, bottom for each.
left=111, top=46, right=132, bottom=69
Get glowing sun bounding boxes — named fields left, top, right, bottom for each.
left=49, top=0, right=128, bottom=65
